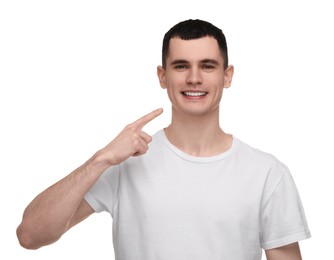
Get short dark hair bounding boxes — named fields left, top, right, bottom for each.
left=162, top=19, right=229, bottom=69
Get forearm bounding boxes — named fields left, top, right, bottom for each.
left=16, top=152, right=110, bottom=249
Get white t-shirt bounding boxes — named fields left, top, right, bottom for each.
left=84, top=130, right=311, bottom=260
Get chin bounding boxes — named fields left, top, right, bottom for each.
left=172, top=101, right=219, bottom=117
left=179, top=107, right=215, bottom=117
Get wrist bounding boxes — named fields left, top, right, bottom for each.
left=84, top=150, right=114, bottom=177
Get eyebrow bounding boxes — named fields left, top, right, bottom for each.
left=201, top=59, right=220, bottom=65
left=170, top=59, right=188, bottom=66
left=170, top=59, right=220, bottom=66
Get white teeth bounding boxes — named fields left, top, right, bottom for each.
left=183, top=91, right=207, bottom=97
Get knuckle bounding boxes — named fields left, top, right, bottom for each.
left=125, top=122, right=137, bottom=131
left=132, top=139, right=140, bottom=148
left=124, top=124, right=134, bottom=131
left=132, top=132, right=139, bottom=140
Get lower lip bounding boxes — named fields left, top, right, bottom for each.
left=182, top=94, right=207, bottom=100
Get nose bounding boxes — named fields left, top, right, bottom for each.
left=186, top=67, right=202, bottom=85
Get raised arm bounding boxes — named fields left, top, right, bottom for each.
left=16, top=108, right=163, bottom=249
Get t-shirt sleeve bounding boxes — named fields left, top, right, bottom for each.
left=84, top=165, right=120, bottom=216
left=259, top=162, right=311, bottom=250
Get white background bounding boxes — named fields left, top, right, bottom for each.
left=1, top=0, right=333, bottom=259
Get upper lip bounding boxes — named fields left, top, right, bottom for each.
left=181, top=90, right=208, bottom=93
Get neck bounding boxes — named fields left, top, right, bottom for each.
left=164, top=107, right=232, bottom=157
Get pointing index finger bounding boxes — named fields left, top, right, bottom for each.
left=133, top=108, right=163, bottom=129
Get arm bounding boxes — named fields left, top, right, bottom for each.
left=16, top=108, right=163, bottom=250
left=16, top=156, right=107, bottom=249
left=265, top=242, right=302, bottom=260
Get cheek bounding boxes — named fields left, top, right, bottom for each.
left=166, top=71, right=184, bottom=84
left=165, top=77, right=182, bottom=94
left=167, top=87, right=180, bottom=102
left=210, top=83, right=225, bottom=101
left=164, top=84, right=177, bottom=101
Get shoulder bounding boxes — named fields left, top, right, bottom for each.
left=235, top=137, right=288, bottom=171
left=233, top=137, right=292, bottom=196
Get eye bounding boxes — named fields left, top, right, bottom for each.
left=202, top=64, right=215, bottom=71
left=174, top=64, right=188, bottom=71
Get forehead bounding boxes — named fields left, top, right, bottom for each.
left=167, top=36, right=223, bottom=63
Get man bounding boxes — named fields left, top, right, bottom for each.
left=17, top=19, right=311, bottom=259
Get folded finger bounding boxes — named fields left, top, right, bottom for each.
left=140, top=131, right=152, bottom=144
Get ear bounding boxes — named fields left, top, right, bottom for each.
left=223, top=65, right=234, bottom=89
left=157, top=65, right=167, bottom=89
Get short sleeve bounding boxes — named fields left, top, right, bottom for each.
left=84, top=165, right=120, bottom=216
left=260, top=163, right=311, bottom=250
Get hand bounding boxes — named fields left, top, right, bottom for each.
left=98, top=108, right=163, bottom=165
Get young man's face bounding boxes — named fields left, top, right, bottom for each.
left=157, top=36, right=234, bottom=117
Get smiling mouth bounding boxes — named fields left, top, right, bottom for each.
left=181, top=91, right=208, bottom=97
